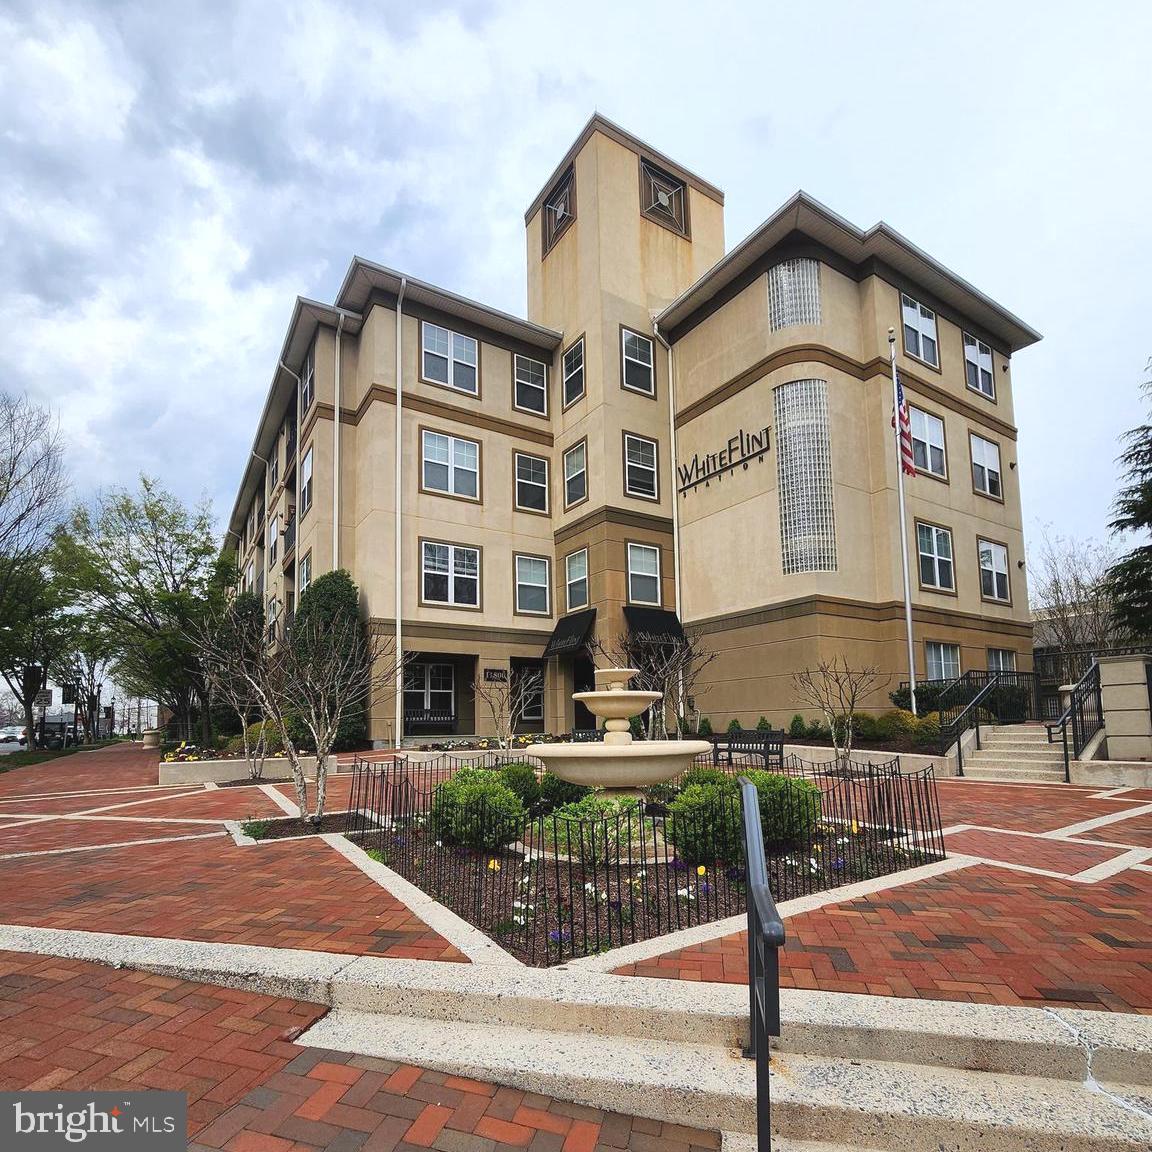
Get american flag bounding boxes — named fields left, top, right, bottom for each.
left=892, top=373, right=916, bottom=476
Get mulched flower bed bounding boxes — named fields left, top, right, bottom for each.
left=244, top=811, right=375, bottom=841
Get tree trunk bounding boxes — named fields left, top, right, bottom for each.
left=313, top=752, right=328, bottom=824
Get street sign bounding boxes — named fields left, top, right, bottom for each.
left=33, top=689, right=53, bottom=708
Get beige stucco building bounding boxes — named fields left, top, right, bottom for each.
left=227, top=115, right=1040, bottom=742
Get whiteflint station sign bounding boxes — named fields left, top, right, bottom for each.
left=676, top=425, right=771, bottom=494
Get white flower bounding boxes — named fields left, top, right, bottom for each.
left=435, top=840, right=443, bottom=848
left=676, top=887, right=696, bottom=901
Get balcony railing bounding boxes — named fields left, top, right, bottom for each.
left=282, top=516, right=296, bottom=562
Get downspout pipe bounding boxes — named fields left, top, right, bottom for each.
left=332, top=313, right=346, bottom=569
left=652, top=318, right=686, bottom=728
left=394, top=278, right=408, bottom=749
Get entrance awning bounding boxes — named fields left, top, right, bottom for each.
left=543, top=608, right=597, bottom=658
left=623, top=606, right=685, bottom=644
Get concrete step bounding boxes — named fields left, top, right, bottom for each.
left=967, top=746, right=1068, bottom=761
left=980, top=733, right=1059, bottom=747
left=298, top=1009, right=1152, bottom=1150
left=962, top=764, right=1069, bottom=783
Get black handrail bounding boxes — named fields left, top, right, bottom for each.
left=944, top=674, right=1005, bottom=776
left=1046, top=662, right=1103, bottom=782
left=738, top=777, right=785, bottom=1152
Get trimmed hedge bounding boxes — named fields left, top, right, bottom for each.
left=499, top=761, right=541, bottom=810
left=430, top=768, right=526, bottom=851
left=538, top=771, right=590, bottom=813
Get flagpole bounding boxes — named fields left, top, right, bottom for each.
left=889, top=327, right=918, bottom=717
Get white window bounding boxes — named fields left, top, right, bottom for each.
left=422, top=322, right=478, bottom=395
left=566, top=549, right=589, bottom=611
left=300, top=347, right=315, bottom=412
left=563, top=441, right=587, bottom=507
left=627, top=543, right=661, bottom=605
left=979, top=539, right=1010, bottom=602
left=267, top=513, right=279, bottom=563
left=902, top=294, right=939, bottom=367
left=767, top=258, right=821, bottom=329
left=422, top=430, right=479, bottom=499
left=773, top=379, right=837, bottom=574
left=964, top=334, right=995, bottom=398
left=244, top=560, right=254, bottom=592
left=269, top=446, right=278, bottom=492
left=300, top=447, right=314, bottom=515
left=514, top=452, right=548, bottom=513
left=988, top=648, right=1017, bottom=673
left=515, top=554, right=550, bottom=615
left=621, top=329, right=655, bottom=396
left=926, top=641, right=961, bottom=681
left=917, top=523, right=954, bottom=591
left=623, top=433, right=658, bottom=499
left=514, top=354, right=548, bottom=415
left=910, top=407, right=946, bottom=477
left=404, top=663, right=455, bottom=717
left=299, top=552, right=311, bottom=594
left=970, top=434, right=1002, bottom=498
left=562, top=338, right=585, bottom=407
left=422, top=541, right=480, bottom=607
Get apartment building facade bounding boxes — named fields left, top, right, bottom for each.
left=227, top=115, right=1040, bottom=742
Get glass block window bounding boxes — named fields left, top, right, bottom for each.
left=773, top=378, right=837, bottom=574
left=964, top=334, right=995, bottom=398
left=566, top=549, right=589, bottom=611
left=926, top=641, right=960, bottom=681
left=768, top=259, right=821, bottom=329
left=515, top=554, right=550, bottom=615
left=979, top=539, right=1011, bottom=602
left=514, top=355, right=547, bottom=414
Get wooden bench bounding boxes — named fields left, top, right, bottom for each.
left=711, top=728, right=785, bottom=770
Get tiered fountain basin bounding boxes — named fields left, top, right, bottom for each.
left=531, top=667, right=711, bottom=793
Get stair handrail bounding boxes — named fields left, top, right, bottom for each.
left=1046, top=661, right=1103, bottom=783
left=738, top=776, right=785, bottom=1152
left=942, top=673, right=1004, bottom=776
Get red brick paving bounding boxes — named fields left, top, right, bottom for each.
left=0, top=817, right=223, bottom=854
left=0, top=837, right=467, bottom=960
left=0, top=952, right=719, bottom=1151
left=1077, top=810, right=1152, bottom=848
left=111, top=788, right=289, bottom=820
left=0, top=744, right=161, bottom=794
left=0, top=787, right=202, bottom=815
left=942, top=827, right=1126, bottom=874
left=616, top=864, right=1152, bottom=1013
left=934, top=779, right=1141, bottom=833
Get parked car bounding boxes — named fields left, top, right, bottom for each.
left=0, top=726, right=27, bottom=745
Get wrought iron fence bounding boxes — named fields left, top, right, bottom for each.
left=1046, top=662, right=1103, bottom=780
left=347, top=751, right=945, bottom=966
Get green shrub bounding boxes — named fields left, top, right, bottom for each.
left=743, top=771, right=821, bottom=847
left=680, top=765, right=731, bottom=791
left=789, top=714, right=807, bottom=738
left=538, top=771, right=591, bottom=812
left=499, top=761, right=541, bottom=809
left=550, top=794, right=632, bottom=866
left=880, top=709, right=917, bottom=738
left=698, top=717, right=713, bottom=737
left=727, top=717, right=743, bottom=733
left=806, top=717, right=830, bottom=740
left=666, top=782, right=742, bottom=865
left=240, top=818, right=272, bottom=840
left=756, top=715, right=772, bottom=731
left=889, top=682, right=949, bottom=713
left=430, top=768, right=526, bottom=851
left=911, top=711, right=942, bottom=749
left=629, top=715, right=644, bottom=740
left=226, top=720, right=287, bottom=757
left=643, top=781, right=678, bottom=806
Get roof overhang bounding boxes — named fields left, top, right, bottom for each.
left=657, top=191, right=1042, bottom=352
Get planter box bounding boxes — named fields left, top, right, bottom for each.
left=159, top=755, right=319, bottom=786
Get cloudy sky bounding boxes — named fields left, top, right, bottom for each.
left=2, top=0, right=1149, bottom=552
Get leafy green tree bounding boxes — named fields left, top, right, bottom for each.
left=1107, top=362, right=1152, bottom=638
left=53, top=476, right=233, bottom=741
left=57, top=621, right=116, bottom=743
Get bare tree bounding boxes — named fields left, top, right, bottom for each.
left=792, top=659, right=889, bottom=758
left=57, top=627, right=116, bottom=744
left=1030, top=530, right=1123, bottom=672
left=0, top=394, right=68, bottom=625
left=590, top=629, right=717, bottom=739
left=473, top=666, right=545, bottom=749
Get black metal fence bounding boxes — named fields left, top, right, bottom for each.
left=1046, top=662, right=1103, bottom=780
left=347, top=751, right=945, bottom=966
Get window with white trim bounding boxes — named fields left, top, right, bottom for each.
left=964, top=334, right=995, bottom=398
left=627, top=543, right=661, bottom=605
left=269, top=445, right=278, bottom=492
left=515, top=554, right=550, bottom=615
left=621, top=329, right=654, bottom=396
left=299, top=551, right=312, bottom=594
left=562, top=338, right=585, bottom=407
left=300, top=447, right=314, bottom=515
left=404, top=663, right=454, bottom=718
left=563, top=441, right=587, bottom=507
left=926, top=641, right=960, bottom=681
left=910, top=407, right=947, bottom=477
left=421, top=541, right=480, bottom=607
left=566, top=549, right=588, bottom=611
left=300, top=347, right=315, bottom=412
left=767, top=259, right=821, bottom=329
left=422, top=430, right=479, bottom=499
left=422, top=322, right=478, bottom=395
left=917, top=523, right=955, bottom=591
left=623, top=433, right=658, bottom=499
left=514, top=355, right=547, bottom=415
left=901, top=294, right=939, bottom=367
left=267, top=512, right=279, bottom=563
left=970, top=434, right=1002, bottom=498
left=988, top=648, right=1017, bottom=672
left=244, top=560, right=254, bottom=592
left=979, top=539, right=1010, bottom=602
left=514, top=452, right=548, bottom=513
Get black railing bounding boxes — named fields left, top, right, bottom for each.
left=1034, top=644, right=1148, bottom=686
left=1046, top=662, right=1103, bottom=782
left=933, top=670, right=1039, bottom=756
left=283, top=517, right=296, bottom=559
left=738, top=776, right=784, bottom=1152
left=942, top=674, right=1005, bottom=776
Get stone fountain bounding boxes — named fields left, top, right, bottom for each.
left=531, top=668, right=711, bottom=796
